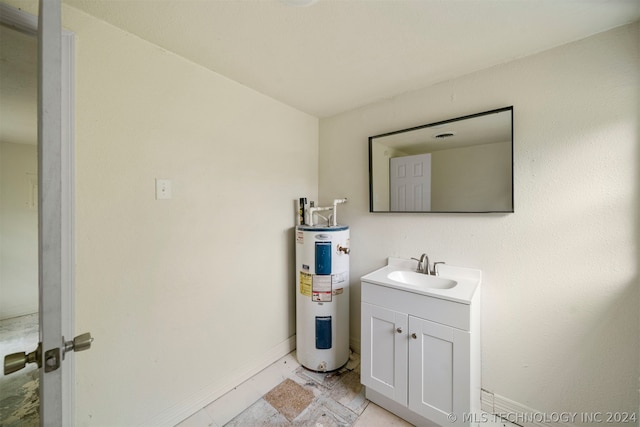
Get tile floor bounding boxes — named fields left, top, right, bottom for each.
left=176, top=351, right=412, bottom=427
left=176, top=351, right=513, bottom=427
left=0, top=313, right=39, bottom=427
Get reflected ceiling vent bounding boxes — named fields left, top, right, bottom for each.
left=433, top=131, right=456, bottom=139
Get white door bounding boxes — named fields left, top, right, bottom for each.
left=38, top=1, right=66, bottom=423
left=361, top=303, right=408, bottom=405
left=1, top=2, right=85, bottom=426
left=408, top=316, right=470, bottom=425
left=389, top=153, right=431, bottom=211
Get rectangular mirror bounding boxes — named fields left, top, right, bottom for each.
left=369, top=106, right=513, bottom=213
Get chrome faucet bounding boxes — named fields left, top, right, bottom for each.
left=411, top=254, right=445, bottom=275
left=412, top=253, right=431, bottom=275
left=433, top=261, right=445, bottom=276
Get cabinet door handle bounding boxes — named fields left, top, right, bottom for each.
left=396, top=327, right=403, bottom=333
left=411, top=333, right=417, bottom=339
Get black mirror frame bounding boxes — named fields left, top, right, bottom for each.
left=368, top=106, right=514, bottom=213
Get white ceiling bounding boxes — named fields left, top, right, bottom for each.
left=374, top=108, right=512, bottom=154
left=62, top=0, right=640, bottom=118
left=1, top=1, right=638, bottom=148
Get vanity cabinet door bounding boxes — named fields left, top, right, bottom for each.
left=408, top=316, right=471, bottom=425
left=361, top=303, right=409, bottom=405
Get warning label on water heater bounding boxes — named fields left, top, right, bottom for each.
left=312, top=275, right=332, bottom=302
left=299, top=272, right=312, bottom=297
left=312, top=292, right=332, bottom=302
left=313, top=275, right=331, bottom=292
left=332, top=271, right=347, bottom=285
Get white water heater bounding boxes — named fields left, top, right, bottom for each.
left=295, top=225, right=350, bottom=371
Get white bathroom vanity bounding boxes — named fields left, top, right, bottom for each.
left=360, top=258, right=481, bottom=427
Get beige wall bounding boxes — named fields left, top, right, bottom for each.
left=71, top=7, right=318, bottom=425
left=320, top=23, right=638, bottom=423
left=3, top=1, right=318, bottom=425
left=431, top=141, right=512, bottom=212
left=0, top=142, right=38, bottom=319
left=73, top=9, right=318, bottom=426
left=3, top=0, right=638, bottom=424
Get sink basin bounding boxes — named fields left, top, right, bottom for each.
left=361, top=258, right=481, bottom=303
left=387, top=270, right=457, bottom=290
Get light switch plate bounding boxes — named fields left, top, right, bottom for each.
left=155, top=179, right=172, bottom=199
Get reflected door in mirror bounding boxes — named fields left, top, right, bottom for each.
left=369, top=106, right=513, bottom=213
left=390, top=153, right=431, bottom=211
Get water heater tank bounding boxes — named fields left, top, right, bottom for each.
left=295, top=225, right=350, bottom=371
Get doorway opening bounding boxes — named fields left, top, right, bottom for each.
left=0, top=2, right=76, bottom=424
left=0, top=21, right=40, bottom=426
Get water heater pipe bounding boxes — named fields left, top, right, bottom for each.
left=307, top=198, right=348, bottom=226
left=332, top=198, right=347, bottom=226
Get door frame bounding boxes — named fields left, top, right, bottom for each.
left=0, top=2, right=76, bottom=424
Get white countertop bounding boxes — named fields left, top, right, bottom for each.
left=360, top=257, right=481, bottom=304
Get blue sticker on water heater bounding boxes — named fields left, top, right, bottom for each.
left=315, top=242, right=332, bottom=275
left=315, top=316, right=332, bottom=349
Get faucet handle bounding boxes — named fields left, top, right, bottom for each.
left=433, top=262, right=445, bottom=275
left=410, top=257, right=423, bottom=272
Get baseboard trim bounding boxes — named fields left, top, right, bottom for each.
left=481, top=390, right=573, bottom=427
left=0, top=307, right=38, bottom=322
left=141, top=335, right=296, bottom=427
